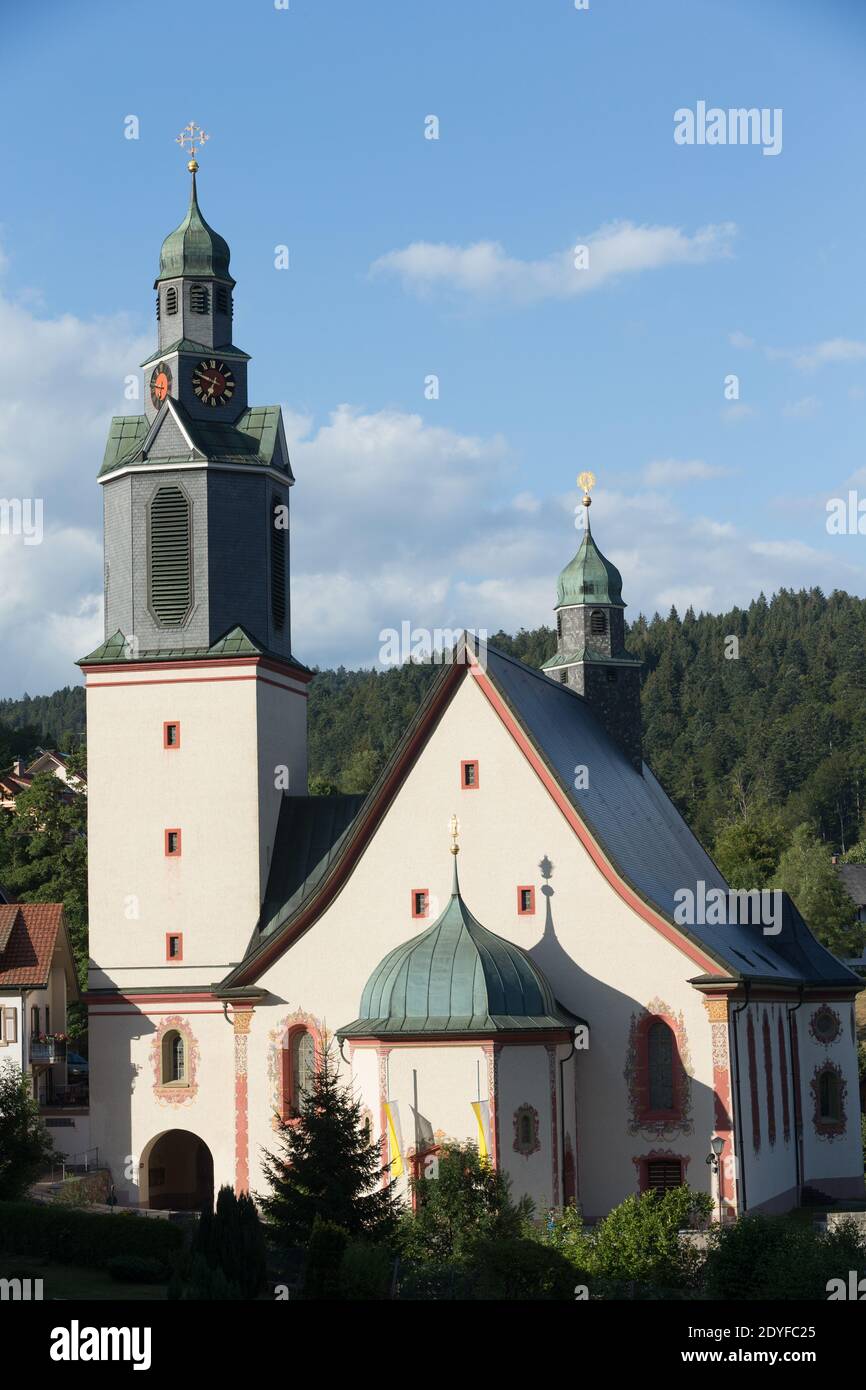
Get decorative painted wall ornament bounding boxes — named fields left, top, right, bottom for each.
left=267, top=1007, right=326, bottom=1130
left=513, top=1102, right=541, bottom=1157
left=809, top=1006, right=842, bottom=1046
left=149, top=1015, right=199, bottom=1106
left=624, top=998, right=694, bottom=1138
left=811, top=1060, right=848, bottom=1141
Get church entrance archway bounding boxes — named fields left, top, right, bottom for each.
left=140, top=1129, right=214, bottom=1211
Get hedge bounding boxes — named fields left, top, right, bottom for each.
left=0, top=1201, right=184, bottom=1269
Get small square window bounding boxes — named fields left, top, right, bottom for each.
left=164, top=721, right=181, bottom=749
left=411, top=889, right=429, bottom=919
left=461, top=760, right=479, bottom=790
left=517, top=886, right=535, bottom=916
left=165, top=829, right=182, bottom=857
left=166, top=933, right=183, bottom=961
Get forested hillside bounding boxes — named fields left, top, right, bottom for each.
left=2, top=586, right=866, bottom=863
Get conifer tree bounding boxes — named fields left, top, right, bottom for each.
left=259, top=1046, right=398, bottom=1245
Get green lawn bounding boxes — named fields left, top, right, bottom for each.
left=0, top=1252, right=167, bottom=1300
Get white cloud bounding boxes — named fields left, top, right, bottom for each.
left=766, top=338, right=866, bottom=372
left=729, top=330, right=755, bottom=350
left=782, top=396, right=821, bottom=419
left=370, top=220, right=737, bottom=305
left=721, top=403, right=756, bottom=425
left=642, top=458, right=730, bottom=485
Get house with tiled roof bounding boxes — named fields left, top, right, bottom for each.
left=82, top=163, right=864, bottom=1219
left=0, top=903, right=79, bottom=1107
left=0, top=750, right=85, bottom=813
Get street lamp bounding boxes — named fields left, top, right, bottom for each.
left=706, top=1135, right=725, bottom=1223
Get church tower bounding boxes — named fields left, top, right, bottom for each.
left=542, top=474, right=643, bottom=770
left=80, top=131, right=309, bottom=991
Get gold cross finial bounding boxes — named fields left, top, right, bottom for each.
left=449, top=813, right=460, bottom=856
left=176, top=121, right=210, bottom=173
left=578, top=470, right=596, bottom=508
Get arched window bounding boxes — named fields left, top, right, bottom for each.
left=590, top=609, right=607, bottom=636
left=165, top=286, right=178, bottom=315
left=818, top=1068, right=841, bottom=1123
left=162, top=1029, right=186, bottom=1085
left=282, top=1028, right=316, bottom=1119
left=149, top=485, right=192, bottom=626
left=647, top=1019, right=674, bottom=1112
left=190, top=284, right=210, bottom=314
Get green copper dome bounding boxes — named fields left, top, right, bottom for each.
left=337, top=861, right=570, bottom=1037
left=155, top=173, right=234, bottom=286
left=556, top=518, right=625, bottom=609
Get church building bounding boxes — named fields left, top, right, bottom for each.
left=81, top=155, right=864, bottom=1221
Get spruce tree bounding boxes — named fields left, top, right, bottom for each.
left=259, top=1046, right=398, bottom=1245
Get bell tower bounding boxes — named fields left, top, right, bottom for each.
left=542, top=473, right=643, bottom=770
left=81, top=127, right=309, bottom=991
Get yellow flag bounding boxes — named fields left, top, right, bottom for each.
left=471, top=1100, right=491, bottom=1160
left=384, top=1101, right=404, bottom=1179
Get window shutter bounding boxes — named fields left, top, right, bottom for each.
left=271, top=497, right=286, bottom=630
left=149, top=486, right=192, bottom=626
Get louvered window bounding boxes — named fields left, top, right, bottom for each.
left=646, top=1159, right=682, bottom=1194
left=149, top=485, right=192, bottom=626
left=216, top=286, right=229, bottom=314
left=271, top=496, right=286, bottom=630
left=190, top=284, right=209, bottom=314
left=155, top=292, right=160, bottom=322
left=165, top=286, right=178, bottom=315
left=590, top=610, right=607, bottom=635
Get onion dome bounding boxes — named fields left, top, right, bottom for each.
left=155, top=171, right=234, bottom=286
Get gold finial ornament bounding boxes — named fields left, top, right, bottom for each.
left=578, top=470, right=596, bottom=509
left=449, top=814, right=460, bottom=856
left=176, top=121, right=210, bottom=173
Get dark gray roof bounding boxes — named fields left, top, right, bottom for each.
left=231, top=640, right=860, bottom=990
left=255, top=794, right=367, bottom=944
left=836, top=863, right=866, bottom=907
left=483, top=642, right=859, bottom=987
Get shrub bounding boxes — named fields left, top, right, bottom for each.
left=398, top=1142, right=532, bottom=1267
left=0, top=1064, right=54, bottom=1200
left=469, top=1236, right=577, bottom=1300
left=303, top=1218, right=348, bottom=1299
left=340, top=1240, right=394, bottom=1300
left=704, top=1213, right=866, bottom=1300
left=193, top=1186, right=267, bottom=1299
left=542, top=1186, right=712, bottom=1296
left=397, top=1262, right=475, bottom=1301
left=0, top=1201, right=183, bottom=1269
left=106, top=1254, right=169, bottom=1285
left=176, top=1253, right=243, bottom=1301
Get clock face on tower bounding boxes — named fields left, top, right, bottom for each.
left=149, top=362, right=172, bottom=407
left=192, top=359, right=235, bottom=407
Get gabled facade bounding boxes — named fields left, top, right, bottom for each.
left=84, top=166, right=864, bottom=1222
left=0, top=903, right=78, bottom=1106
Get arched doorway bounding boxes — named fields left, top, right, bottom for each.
left=140, top=1130, right=214, bottom=1211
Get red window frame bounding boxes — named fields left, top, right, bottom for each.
left=163, top=721, right=181, bottom=750
left=517, top=885, right=536, bottom=915
left=411, top=889, right=429, bottom=919
left=165, top=933, right=183, bottom=962
left=164, top=828, right=182, bottom=857
left=280, top=1024, right=322, bottom=1123
left=634, top=1013, right=685, bottom=1127
left=460, top=759, right=480, bottom=790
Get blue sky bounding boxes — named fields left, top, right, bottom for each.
left=1, top=0, right=866, bottom=694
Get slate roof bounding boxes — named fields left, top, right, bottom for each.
left=141, top=339, right=251, bottom=365
left=0, top=904, right=76, bottom=992
left=229, top=638, right=859, bottom=989
left=836, top=863, right=866, bottom=908
left=99, top=401, right=290, bottom=480
left=338, top=860, right=575, bottom=1038
left=78, top=623, right=311, bottom=674
left=255, top=793, right=367, bottom=943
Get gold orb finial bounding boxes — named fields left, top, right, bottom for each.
left=449, top=813, right=460, bottom=856
left=176, top=121, right=209, bottom=169
left=578, top=470, right=596, bottom=508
